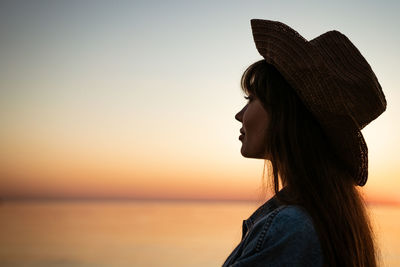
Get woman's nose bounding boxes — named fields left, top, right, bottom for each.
left=235, top=105, right=246, bottom=122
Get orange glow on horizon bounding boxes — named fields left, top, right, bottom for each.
left=1, top=1, right=399, bottom=205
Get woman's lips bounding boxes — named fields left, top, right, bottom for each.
left=239, top=128, right=245, bottom=140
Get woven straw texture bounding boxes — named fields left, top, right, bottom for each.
left=250, top=19, right=386, bottom=186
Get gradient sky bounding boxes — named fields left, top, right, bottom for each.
left=1, top=0, right=399, bottom=202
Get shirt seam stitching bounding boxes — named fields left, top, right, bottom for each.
left=255, top=205, right=287, bottom=252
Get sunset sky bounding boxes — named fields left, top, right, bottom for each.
left=1, top=0, right=399, bottom=203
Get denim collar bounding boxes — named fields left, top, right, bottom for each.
left=241, top=189, right=287, bottom=240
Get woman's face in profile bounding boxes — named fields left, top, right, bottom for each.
left=235, top=95, right=270, bottom=159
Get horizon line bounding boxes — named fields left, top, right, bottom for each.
left=1, top=196, right=400, bottom=206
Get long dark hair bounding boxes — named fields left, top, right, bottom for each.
left=241, top=59, right=378, bottom=267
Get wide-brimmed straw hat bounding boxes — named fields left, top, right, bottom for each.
left=250, top=19, right=386, bottom=186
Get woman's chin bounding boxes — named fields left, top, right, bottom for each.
left=240, top=147, right=256, bottom=158
left=241, top=146, right=269, bottom=160
left=240, top=146, right=248, bottom=157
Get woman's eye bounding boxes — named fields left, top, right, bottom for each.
left=244, top=96, right=253, bottom=102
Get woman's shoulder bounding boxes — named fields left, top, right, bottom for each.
left=248, top=205, right=318, bottom=247
left=266, top=205, right=320, bottom=245
left=237, top=205, right=323, bottom=266
left=269, top=205, right=316, bottom=231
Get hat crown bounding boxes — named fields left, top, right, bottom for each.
left=309, top=30, right=387, bottom=129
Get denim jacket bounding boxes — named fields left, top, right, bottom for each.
left=222, top=193, right=323, bottom=267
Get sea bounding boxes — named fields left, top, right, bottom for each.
left=0, top=200, right=399, bottom=267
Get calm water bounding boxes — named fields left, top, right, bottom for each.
left=0, top=201, right=399, bottom=267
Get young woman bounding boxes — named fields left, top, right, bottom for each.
left=222, top=19, right=386, bottom=267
